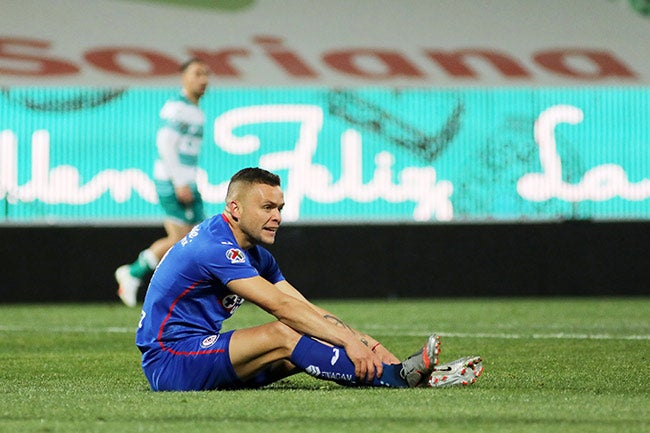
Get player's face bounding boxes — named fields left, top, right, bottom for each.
left=238, top=183, right=284, bottom=247
left=182, top=61, right=209, bottom=102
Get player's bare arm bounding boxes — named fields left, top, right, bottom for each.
left=228, top=276, right=383, bottom=381
left=274, top=279, right=401, bottom=365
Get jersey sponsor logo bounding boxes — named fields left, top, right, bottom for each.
left=225, top=248, right=246, bottom=264
left=305, top=365, right=353, bottom=382
left=200, top=334, right=219, bottom=348
left=319, top=371, right=354, bottom=382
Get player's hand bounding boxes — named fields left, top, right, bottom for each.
left=345, top=340, right=383, bottom=383
left=372, top=343, right=401, bottom=365
left=175, top=185, right=194, bottom=204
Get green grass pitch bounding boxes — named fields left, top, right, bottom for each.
left=0, top=298, right=648, bottom=433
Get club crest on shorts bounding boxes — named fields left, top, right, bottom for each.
left=201, top=335, right=219, bottom=348
left=225, top=248, right=246, bottom=264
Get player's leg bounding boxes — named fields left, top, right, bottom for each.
left=148, top=186, right=205, bottom=262
left=235, top=359, right=301, bottom=388
left=116, top=220, right=191, bottom=307
left=150, top=220, right=193, bottom=257
left=151, top=188, right=204, bottom=263
left=228, top=320, right=303, bottom=382
left=116, top=193, right=199, bottom=307
left=229, top=321, right=439, bottom=388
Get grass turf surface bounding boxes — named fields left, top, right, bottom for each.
left=0, top=298, right=648, bottom=433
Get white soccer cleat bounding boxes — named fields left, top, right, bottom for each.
left=427, top=356, right=483, bottom=387
left=400, top=334, right=441, bottom=387
left=115, top=265, right=140, bottom=307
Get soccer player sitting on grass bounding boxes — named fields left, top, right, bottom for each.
left=136, top=167, right=483, bottom=391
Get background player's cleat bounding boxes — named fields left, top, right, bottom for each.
left=427, top=356, right=483, bottom=387
left=400, top=334, right=441, bottom=387
left=115, top=265, right=140, bottom=307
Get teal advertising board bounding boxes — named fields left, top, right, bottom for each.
left=1, top=87, right=648, bottom=223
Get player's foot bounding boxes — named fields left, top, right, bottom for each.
left=400, top=334, right=441, bottom=387
left=427, top=356, right=484, bottom=387
left=115, top=265, right=140, bottom=307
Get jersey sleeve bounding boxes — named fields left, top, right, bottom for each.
left=202, top=244, right=262, bottom=286
left=256, top=247, right=285, bottom=284
left=199, top=243, right=285, bottom=287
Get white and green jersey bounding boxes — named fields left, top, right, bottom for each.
left=153, top=91, right=205, bottom=195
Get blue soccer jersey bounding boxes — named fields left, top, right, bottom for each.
left=136, top=213, right=285, bottom=358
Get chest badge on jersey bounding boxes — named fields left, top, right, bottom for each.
left=226, top=248, right=246, bottom=264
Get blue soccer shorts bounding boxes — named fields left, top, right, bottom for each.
left=141, top=330, right=239, bottom=391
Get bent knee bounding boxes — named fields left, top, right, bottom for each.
left=263, top=321, right=303, bottom=352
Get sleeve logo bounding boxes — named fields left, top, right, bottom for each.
left=225, top=248, right=246, bottom=264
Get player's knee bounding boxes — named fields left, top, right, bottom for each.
left=268, top=321, right=302, bottom=350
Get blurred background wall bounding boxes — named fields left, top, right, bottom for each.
left=1, top=0, right=649, bottom=301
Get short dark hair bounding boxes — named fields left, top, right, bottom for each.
left=179, top=58, right=204, bottom=73
left=229, top=167, right=281, bottom=188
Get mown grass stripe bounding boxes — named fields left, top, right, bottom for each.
left=1, top=325, right=648, bottom=340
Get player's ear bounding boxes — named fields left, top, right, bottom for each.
left=227, top=200, right=240, bottom=222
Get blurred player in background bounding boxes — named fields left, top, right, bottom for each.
left=136, top=167, right=483, bottom=391
left=115, top=58, right=209, bottom=307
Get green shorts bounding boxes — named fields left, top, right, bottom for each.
left=156, top=182, right=206, bottom=226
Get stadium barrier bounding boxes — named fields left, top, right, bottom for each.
left=1, top=221, right=647, bottom=303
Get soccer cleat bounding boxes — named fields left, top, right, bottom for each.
left=115, top=265, right=140, bottom=307
left=427, top=356, right=484, bottom=387
left=400, top=334, right=441, bottom=387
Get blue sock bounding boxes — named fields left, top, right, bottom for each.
left=289, top=336, right=408, bottom=388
